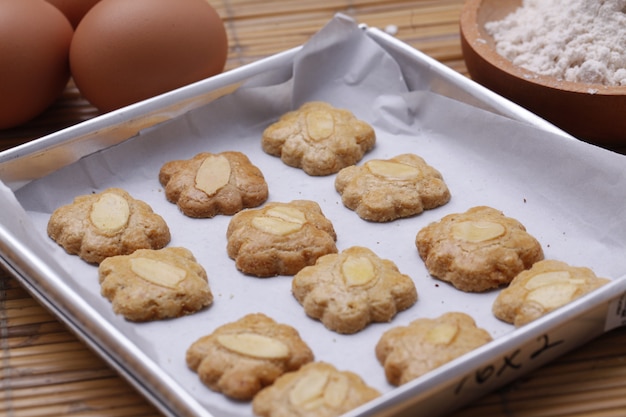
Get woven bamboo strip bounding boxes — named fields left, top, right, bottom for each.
left=2, top=368, right=118, bottom=390
left=66, top=405, right=160, bottom=417
left=492, top=389, right=626, bottom=417
left=1, top=331, right=76, bottom=351
left=499, top=381, right=626, bottom=406
left=224, top=9, right=458, bottom=33
left=455, top=400, right=626, bottom=417
left=221, top=3, right=462, bottom=42
left=218, top=0, right=458, bottom=18
left=534, top=358, right=626, bottom=381
left=223, top=15, right=458, bottom=46
left=5, top=377, right=127, bottom=400
left=229, top=25, right=461, bottom=51
left=54, top=406, right=159, bottom=417
left=2, top=398, right=159, bottom=417
left=3, top=341, right=88, bottom=359
left=1, top=349, right=109, bottom=379
left=3, top=302, right=49, bottom=318
left=2, top=313, right=58, bottom=329
left=526, top=368, right=626, bottom=392
left=216, top=0, right=400, bottom=20
left=2, top=321, right=68, bottom=339
left=2, top=381, right=148, bottom=411
left=3, top=296, right=42, bottom=307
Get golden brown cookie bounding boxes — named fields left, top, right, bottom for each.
left=292, top=246, right=418, bottom=334
left=252, top=361, right=380, bottom=417
left=375, top=312, right=493, bottom=386
left=226, top=200, right=338, bottom=277
left=261, top=101, right=376, bottom=176
left=493, top=260, right=610, bottom=327
left=186, top=313, right=314, bottom=401
left=98, top=247, right=212, bottom=321
left=47, top=187, right=171, bottom=264
left=415, top=206, right=544, bottom=292
left=335, top=153, right=451, bottom=222
left=159, top=151, right=268, bottom=218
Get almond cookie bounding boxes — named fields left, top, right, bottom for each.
left=415, top=206, right=544, bottom=292
left=335, top=153, right=451, bottom=222
left=261, top=101, right=376, bottom=176
left=226, top=200, right=338, bottom=277
left=159, top=151, right=269, bottom=218
left=375, top=312, right=493, bottom=385
left=292, top=246, right=418, bottom=334
left=252, top=361, right=380, bottom=417
left=98, top=247, right=212, bottom=321
left=47, top=187, right=171, bottom=264
left=186, top=313, right=314, bottom=401
left=493, top=260, right=610, bottom=327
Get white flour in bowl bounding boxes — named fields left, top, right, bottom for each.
left=485, top=0, right=626, bottom=86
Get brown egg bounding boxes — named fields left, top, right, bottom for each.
left=0, top=0, right=73, bottom=130
left=45, top=0, right=101, bottom=28
left=70, top=0, right=228, bottom=113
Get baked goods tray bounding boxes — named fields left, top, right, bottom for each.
left=1, top=14, right=626, bottom=417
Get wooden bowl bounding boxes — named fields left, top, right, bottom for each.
left=460, top=0, right=626, bottom=152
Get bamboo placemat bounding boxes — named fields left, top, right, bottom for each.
left=2, top=1, right=626, bottom=416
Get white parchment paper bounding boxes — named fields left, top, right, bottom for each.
left=5, top=15, right=626, bottom=417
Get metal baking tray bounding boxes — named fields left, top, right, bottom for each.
left=2, top=15, right=626, bottom=417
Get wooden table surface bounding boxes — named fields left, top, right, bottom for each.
left=2, top=1, right=626, bottom=416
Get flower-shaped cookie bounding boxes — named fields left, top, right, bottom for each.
left=375, top=312, right=493, bottom=385
left=292, top=246, right=418, bottom=334
left=226, top=200, right=338, bottom=277
left=159, top=151, right=268, bottom=218
left=335, top=153, right=451, bottom=222
left=186, top=313, right=314, bottom=401
left=98, top=247, right=213, bottom=321
left=47, top=187, right=171, bottom=264
left=261, top=101, right=376, bottom=176
left=416, top=206, right=544, bottom=292
left=253, top=361, right=380, bottom=417
left=493, top=260, right=609, bottom=327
